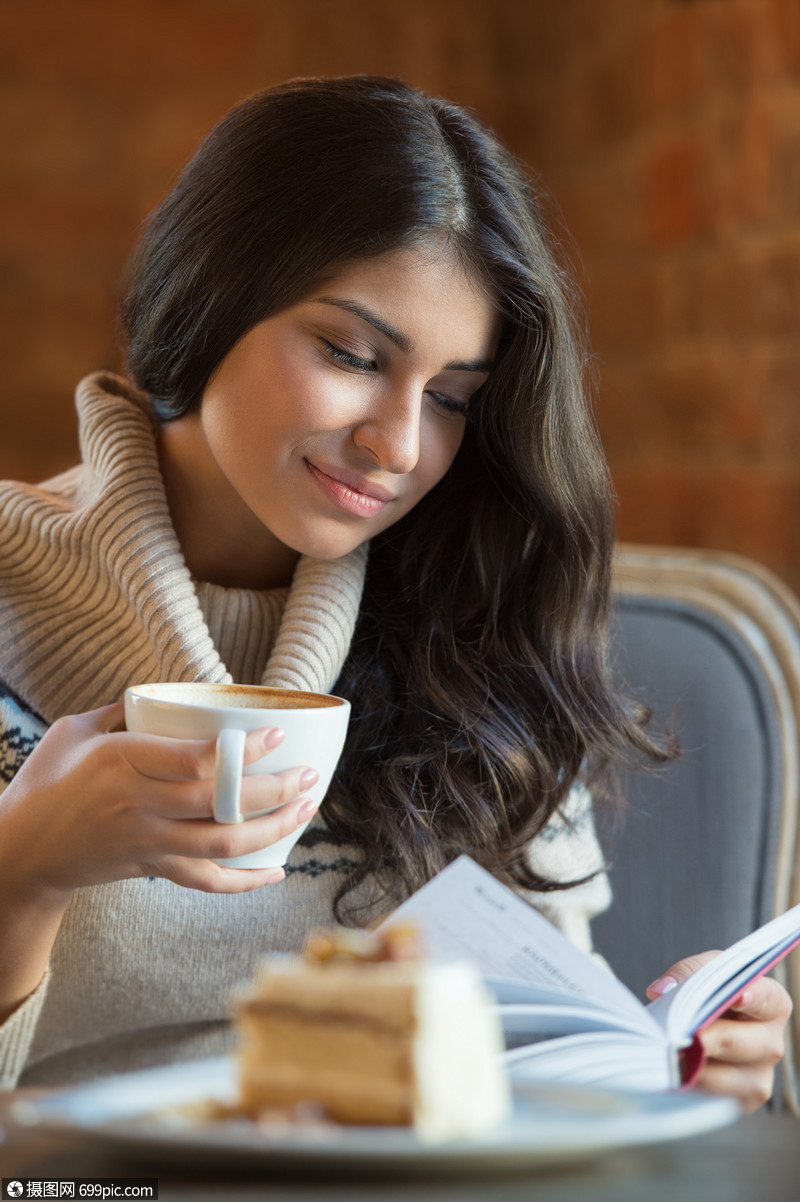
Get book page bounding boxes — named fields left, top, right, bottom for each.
left=383, top=854, right=646, bottom=1021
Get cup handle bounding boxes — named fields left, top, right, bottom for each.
left=213, top=728, right=246, bottom=824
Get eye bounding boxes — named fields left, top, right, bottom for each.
left=320, top=338, right=377, bottom=372
left=426, top=390, right=469, bottom=419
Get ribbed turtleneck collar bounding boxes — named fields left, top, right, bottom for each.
left=0, top=373, right=367, bottom=722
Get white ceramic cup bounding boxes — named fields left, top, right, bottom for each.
left=123, top=682, right=351, bottom=869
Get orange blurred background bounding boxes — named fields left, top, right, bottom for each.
left=2, top=0, right=798, bottom=589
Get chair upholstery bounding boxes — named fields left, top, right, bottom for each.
left=591, top=544, right=800, bottom=1112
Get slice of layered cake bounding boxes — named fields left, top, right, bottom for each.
left=231, top=926, right=511, bottom=1142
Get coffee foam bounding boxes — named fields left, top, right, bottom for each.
left=127, top=683, right=344, bottom=710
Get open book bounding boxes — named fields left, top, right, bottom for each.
left=383, top=855, right=800, bottom=1092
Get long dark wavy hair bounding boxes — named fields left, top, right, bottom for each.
left=122, top=76, right=669, bottom=917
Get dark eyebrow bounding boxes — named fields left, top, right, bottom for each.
left=313, top=297, right=494, bottom=374
left=445, top=358, right=494, bottom=374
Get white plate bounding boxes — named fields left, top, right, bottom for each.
left=10, top=1056, right=740, bottom=1177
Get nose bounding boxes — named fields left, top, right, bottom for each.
left=352, top=387, right=421, bottom=476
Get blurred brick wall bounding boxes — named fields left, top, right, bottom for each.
left=1, top=0, right=798, bottom=589
left=505, top=0, right=800, bottom=591
left=0, top=0, right=512, bottom=480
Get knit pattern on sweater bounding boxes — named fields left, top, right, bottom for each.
left=0, top=682, right=45, bottom=785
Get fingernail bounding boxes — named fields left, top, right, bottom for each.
left=262, top=727, right=285, bottom=749
left=264, top=867, right=285, bottom=884
left=648, top=975, right=679, bottom=996
left=296, top=799, right=319, bottom=825
left=299, top=769, right=319, bottom=789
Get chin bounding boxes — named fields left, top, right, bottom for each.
left=289, top=527, right=372, bottom=563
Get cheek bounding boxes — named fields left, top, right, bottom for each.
left=422, top=421, right=467, bottom=488
left=271, top=357, right=363, bottom=436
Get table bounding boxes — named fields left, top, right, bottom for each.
left=1, top=1103, right=799, bottom=1202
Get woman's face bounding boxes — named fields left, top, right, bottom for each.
left=192, top=245, right=500, bottom=573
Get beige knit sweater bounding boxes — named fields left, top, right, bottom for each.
left=0, top=373, right=610, bottom=1088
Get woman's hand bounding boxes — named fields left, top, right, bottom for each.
left=0, top=700, right=319, bottom=1021
left=0, top=701, right=319, bottom=899
left=647, top=951, right=793, bottom=1112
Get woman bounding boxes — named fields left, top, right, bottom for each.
left=0, top=76, right=789, bottom=1106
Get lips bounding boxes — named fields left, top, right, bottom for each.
left=304, top=460, right=395, bottom=518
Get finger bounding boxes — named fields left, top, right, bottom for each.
left=146, top=766, right=320, bottom=820
left=698, top=1015, right=785, bottom=1066
left=70, top=702, right=127, bottom=735
left=118, top=726, right=288, bottom=783
left=693, top=1060, right=774, bottom=1113
left=646, top=950, right=723, bottom=999
left=155, top=795, right=319, bottom=860
left=149, top=857, right=287, bottom=894
left=727, top=976, right=794, bottom=1023
left=239, top=767, right=319, bottom=816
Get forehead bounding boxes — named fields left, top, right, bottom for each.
left=308, top=243, right=491, bottom=301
